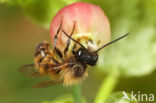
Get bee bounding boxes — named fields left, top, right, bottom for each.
left=19, top=19, right=129, bottom=87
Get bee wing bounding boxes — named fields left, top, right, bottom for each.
left=32, top=80, right=62, bottom=88
left=19, top=64, right=42, bottom=77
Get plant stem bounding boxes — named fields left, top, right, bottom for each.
left=72, top=84, right=82, bottom=103
left=94, top=73, right=119, bottom=103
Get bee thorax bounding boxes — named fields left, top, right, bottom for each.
left=61, top=63, right=88, bottom=86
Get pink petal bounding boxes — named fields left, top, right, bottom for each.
left=50, top=2, right=110, bottom=50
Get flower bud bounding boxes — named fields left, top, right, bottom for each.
left=50, top=2, right=110, bottom=52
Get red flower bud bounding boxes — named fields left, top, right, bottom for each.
left=50, top=2, right=110, bottom=52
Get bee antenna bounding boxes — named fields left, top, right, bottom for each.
left=95, top=33, right=129, bottom=53
left=62, top=29, right=86, bottom=49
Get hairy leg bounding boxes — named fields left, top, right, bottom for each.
left=64, top=21, right=76, bottom=56
left=53, top=19, right=63, bottom=59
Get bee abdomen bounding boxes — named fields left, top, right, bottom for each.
left=34, top=42, right=50, bottom=63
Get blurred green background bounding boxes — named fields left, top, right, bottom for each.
left=0, top=0, right=156, bottom=103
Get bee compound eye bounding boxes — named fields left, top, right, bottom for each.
left=78, top=50, right=82, bottom=56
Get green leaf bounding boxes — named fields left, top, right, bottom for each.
left=42, top=95, right=74, bottom=103
left=105, top=92, right=138, bottom=103
left=42, top=94, right=86, bottom=103
left=21, top=0, right=79, bottom=28
left=94, top=0, right=156, bottom=77
left=1, top=0, right=79, bottom=28
left=21, top=0, right=67, bottom=29
left=0, top=0, right=19, bottom=5
left=94, top=73, right=118, bottom=103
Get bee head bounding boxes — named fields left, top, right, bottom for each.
left=75, top=48, right=98, bottom=66
left=62, top=27, right=129, bottom=66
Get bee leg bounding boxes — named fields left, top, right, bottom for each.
left=72, top=44, right=77, bottom=55
left=35, top=41, right=49, bottom=57
left=54, top=19, right=63, bottom=59
left=64, top=21, right=76, bottom=56
left=52, top=63, right=69, bottom=71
